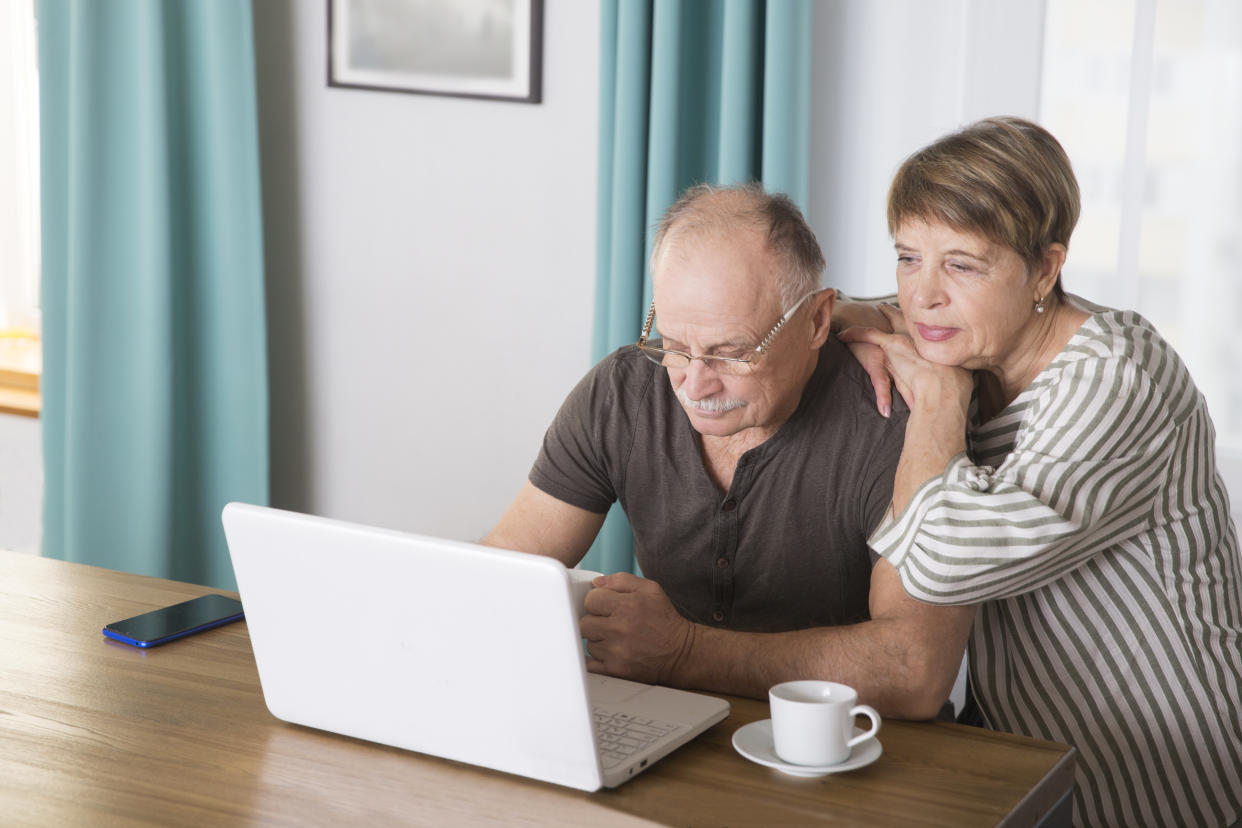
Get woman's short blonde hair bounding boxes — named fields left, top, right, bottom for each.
left=887, top=117, right=1080, bottom=296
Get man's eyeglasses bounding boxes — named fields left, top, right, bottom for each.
left=636, top=290, right=819, bottom=375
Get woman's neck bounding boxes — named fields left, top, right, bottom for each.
left=990, top=297, right=1091, bottom=408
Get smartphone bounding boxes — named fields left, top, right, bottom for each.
left=102, top=594, right=245, bottom=648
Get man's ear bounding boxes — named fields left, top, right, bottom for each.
left=808, top=288, right=835, bottom=349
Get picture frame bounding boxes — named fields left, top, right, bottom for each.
left=327, top=0, right=544, bottom=104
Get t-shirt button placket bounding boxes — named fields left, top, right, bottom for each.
left=715, top=496, right=737, bottom=627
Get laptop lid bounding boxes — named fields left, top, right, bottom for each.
left=222, top=502, right=726, bottom=792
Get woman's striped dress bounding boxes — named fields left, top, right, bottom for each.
left=871, top=305, right=1242, bottom=827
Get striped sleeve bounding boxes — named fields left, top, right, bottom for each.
left=871, top=355, right=1175, bottom=604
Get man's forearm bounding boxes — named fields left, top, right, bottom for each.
left=667, top=618, right=959, bottom=720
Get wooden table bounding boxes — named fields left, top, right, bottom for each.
left=0, top=551, right=1075, bottom=826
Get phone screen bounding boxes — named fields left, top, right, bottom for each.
left=102, top=594, right=245, bottom=648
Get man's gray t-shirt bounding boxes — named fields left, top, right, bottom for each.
left=530, top=338, right=908, bottom=633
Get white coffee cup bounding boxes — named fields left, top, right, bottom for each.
left=769, top=680, right=881, bottom=766
left=569, top=569, right=603, bottom=618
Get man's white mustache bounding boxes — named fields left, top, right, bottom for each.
left=677, top=389, right=747, bottom=413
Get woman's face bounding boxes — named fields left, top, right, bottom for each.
left=894, top=220, right=1057, bottom=374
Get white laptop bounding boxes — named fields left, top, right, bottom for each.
left=221, top=502, right=730, bottom=791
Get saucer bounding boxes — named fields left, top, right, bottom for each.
left=732, top=720, right=882, bottom=777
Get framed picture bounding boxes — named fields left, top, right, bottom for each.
left=328, top=0, right=544, bottom=103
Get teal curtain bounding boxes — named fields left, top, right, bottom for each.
left=38, top=0, right=268, bottom=590
left=585, top=0, right=813, bottom=574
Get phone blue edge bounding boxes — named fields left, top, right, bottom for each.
left=101, top=608, right=246, bottom=648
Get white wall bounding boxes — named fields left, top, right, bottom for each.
left=804, top=0, right=1046, bottom=716
left=5, top=0, right=1235, bottom=558
left=807, top=0, right=1046, bottom=300
left=252, top=0, right=1048, bottom=544
left=252, top=1, right=600, bottom=540
left=0, top=413, right=40, bottom=553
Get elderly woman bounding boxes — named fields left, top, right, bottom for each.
left=839, top=117, right=1242, bottom=828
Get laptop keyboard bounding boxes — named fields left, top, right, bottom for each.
left=593, top=708, right=680, bottom=769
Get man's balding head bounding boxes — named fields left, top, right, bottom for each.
left=649, top=183, right=825, bottom=308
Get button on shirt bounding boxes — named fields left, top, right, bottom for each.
left=529, top=339, right=907, bottom=633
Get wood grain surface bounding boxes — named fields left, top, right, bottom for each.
left=0, top=551, right=1074, bottom=826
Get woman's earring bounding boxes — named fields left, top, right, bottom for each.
left=1035, top=295, right=1047, bottom=314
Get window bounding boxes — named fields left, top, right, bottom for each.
left=0, top=0, right=42, bottom=415
left=1041, top=0, right=1242, bottom=457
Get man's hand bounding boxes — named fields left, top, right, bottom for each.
left=574, top=567, right=973, bottom=719
left=579, top=572, right=697, bottom=685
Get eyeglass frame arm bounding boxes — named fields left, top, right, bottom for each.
left=635, top=289, right=819, bottom=365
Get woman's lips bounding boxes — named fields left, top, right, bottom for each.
left=915, top=323, right=959, bottom=342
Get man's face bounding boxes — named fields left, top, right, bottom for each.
left=651, top=229, right=818, bottom=441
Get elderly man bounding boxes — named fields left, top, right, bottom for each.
left=485, top=184, right=974, bottom=718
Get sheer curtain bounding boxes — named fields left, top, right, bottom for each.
left=806, top=0, right=1241, bottom=517
left=1041, top=0, right=1242, bottom=514
left=0, top=0, right=41, bottom=333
